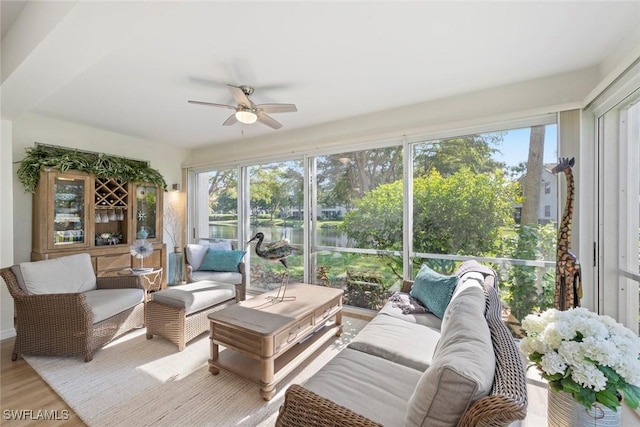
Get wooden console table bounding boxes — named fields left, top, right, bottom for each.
left=208, top=284, right=343, bottom=400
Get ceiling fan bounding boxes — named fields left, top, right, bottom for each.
left=188, top=84, right=297, bottom=130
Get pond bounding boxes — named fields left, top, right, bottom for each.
left=209, top=224, right=353, bottom=248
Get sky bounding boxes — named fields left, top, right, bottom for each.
left=494, top=125, right=558, bottom=168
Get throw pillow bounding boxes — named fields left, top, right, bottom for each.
left=409, top=264, right=458, bottom=319
left=186, top=241, right=234, bottom=270
left=199, top=249, right=246, bottom=272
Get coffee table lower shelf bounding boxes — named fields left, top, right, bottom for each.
left=209, top=322, right=342, bottom=400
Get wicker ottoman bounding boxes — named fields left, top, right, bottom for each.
left=146, top=281, right=237, bottom=351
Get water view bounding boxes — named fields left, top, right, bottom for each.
left=209, top=224, right=353, bottom=248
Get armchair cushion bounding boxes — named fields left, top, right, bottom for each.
left=185, top=242, right=232, bottom=270
left=83, top=288, right=145, bottom=323
left=19, top=253, right=96, bottom=295
left=199, top=249, right=246, bottom=272
left=190, top=270, right=243, bottom=286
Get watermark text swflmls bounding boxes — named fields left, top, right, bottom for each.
left=3, top=409, right=70, bottom=421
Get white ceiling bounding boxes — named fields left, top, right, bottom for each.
left=2, top=1, right=640, bottom=150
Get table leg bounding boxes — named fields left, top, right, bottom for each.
left=209, top=324, right=220, bottom=375
left=260, top=357, right=275, bottom=401
left=335, top=309, right=343, bottom=337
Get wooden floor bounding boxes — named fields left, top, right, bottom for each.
left=0, top=337, right=85, bottom=426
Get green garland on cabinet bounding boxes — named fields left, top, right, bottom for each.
left=17, top=144, right=167, bottom=192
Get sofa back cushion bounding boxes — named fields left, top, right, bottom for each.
left=405, top=285, right=495, bottom=427
left=19, top=253, right=97, bottom=295
left=185, top=241, right=232, bottom=271
left=440, top=271, right=484, bottom=333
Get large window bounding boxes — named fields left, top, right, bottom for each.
left=189, top=118, right=560, bottom=330
left=194, top=168, right=238, bottom=245
left=311, top=148, right=404, bottom=310
left=410, top=125, right=558, bottom=334
left=247, top=160, right=304, bottom=291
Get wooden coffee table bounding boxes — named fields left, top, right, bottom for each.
left=207, top=283, right=343, bottom=400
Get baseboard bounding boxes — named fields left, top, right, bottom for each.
left=0, top=327, right=16, bottom=340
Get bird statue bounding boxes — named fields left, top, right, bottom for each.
left=246, top=232, right=295, bottom=302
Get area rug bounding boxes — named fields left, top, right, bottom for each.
left=24, top=316, right=368, bottom=427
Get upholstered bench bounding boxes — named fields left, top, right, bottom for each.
left=145, top=281, right=237, bottom=351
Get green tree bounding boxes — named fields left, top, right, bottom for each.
left=342, top=168, right=517, bottom=275
left=500, top=223, right=556, bottom=327
left=249, top=162, right=304, bottom=224
left=317, top=148, right=403, bottom=207
left=413, top=134, right=505, bottom=177
left=208, top=170, right=237, bottom=213
left=340, top=180, right=404, bottom=250
left=250, top=167, right=279, bottom=223
left=413, top=168, right=516, bottom=258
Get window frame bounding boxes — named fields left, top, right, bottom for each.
left=187, top=113, right=562, bottom=316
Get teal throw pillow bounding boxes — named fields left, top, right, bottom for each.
left=409, top=265, right=459, bottom=319
left=198, top=249, right=246, bottom=272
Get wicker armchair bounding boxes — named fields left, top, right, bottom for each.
left=184, top=244, right=247, bottom=301
left=276, top=282, right=528, bottom=427
left=1, top=258, right=145, bottom=363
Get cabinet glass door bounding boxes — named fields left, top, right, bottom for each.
left=134, top=185, right=159, bottom=240
left=52, top=176, right=88, bottom=246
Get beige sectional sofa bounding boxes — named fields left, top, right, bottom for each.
left=276, top=261, right=528, bottom=427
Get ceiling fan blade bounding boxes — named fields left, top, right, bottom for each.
left=222, top=114, right=238, bottom=126
left=227, top=85, right=252, bottom=108
left=256, top=103, right=297, bottom=114
left=188, top=100, right=236, bottom=110
left=256, top=113, right=282, bottom=130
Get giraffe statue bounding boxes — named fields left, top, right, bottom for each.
left=551, top=157, right=582, bottom=310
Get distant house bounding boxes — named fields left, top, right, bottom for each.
left=288, top=205, right=347, bottom=220
left=514, top=165, right=558, bottom=225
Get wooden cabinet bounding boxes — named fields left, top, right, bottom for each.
left=32, top=169, right=166, bottom=281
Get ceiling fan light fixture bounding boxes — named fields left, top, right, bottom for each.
left=235, top=109, right=257, bottom=124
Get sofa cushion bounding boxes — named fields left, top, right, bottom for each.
left=150, top=281, right=236, bottom=315
left=304, top=348, right=422, bottom=427
left=83, top=288, right=144, bottom=324
left=409, top=264, right=458, bottom=319
left=347, top=312, right=441, bottom=371
left=199, top=249, right=245, bottom=272
left=440, top=271, right=484, bottom=333
left=378, top=297, right=442, bottom=329
left=185, top=241, right=232, bottom=271
left=405, top=286, right=495, bottom=427
left=19, top=253, right=97, bottom=295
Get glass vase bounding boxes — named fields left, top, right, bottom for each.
left=548, top=389, right=621, bottom=427
left=168, top=250, right=184, bottom=286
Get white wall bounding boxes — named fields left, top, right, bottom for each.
left=1, top=113, right=190, bottom=338
left=1, top=120, right=15, bottom=339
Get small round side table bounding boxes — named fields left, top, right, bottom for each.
left=118, top=267, right=164, bottom=301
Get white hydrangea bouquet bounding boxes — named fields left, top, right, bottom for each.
left=520, top=307, right=640, bottom=411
